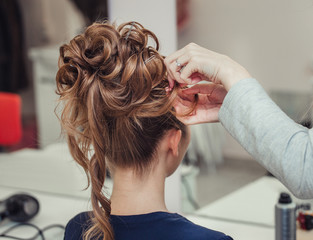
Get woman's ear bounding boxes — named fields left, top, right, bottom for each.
left=168, top=129, right=182, bottom=157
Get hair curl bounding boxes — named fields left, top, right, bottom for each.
left=56, top=21, right=187, bottom=240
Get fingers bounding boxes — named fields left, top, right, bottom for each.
left=165, top=43, right=240, bottom=91
left=167, top=75, right=175, bottom=89
left=182, top=83, right=218, bottom=95
left=178, top=83, right=226, bottom=108
left=165, top=44, right=199, bottom=86
left=164, top=47, right=186, bottom=66
left=165, top=43, right=232, bottom=125
left=168, top=62, right=191, bottom=86
left=165, top=48, right=186, bottom=86
left=166, top=63, right=184, bottom=89
left=189, top=72, right=208, bottom=82
left=167, top=57, right=202, bottom=86
left=175, top=53, right=191, bottom=69
left=179, top=62, right=199, bottom=84
left=178, top=113, right=220, bottom=125
left=174, top=86, right=224, bottom=125
left=183, top=83, right=226, bottom=96
left=176, top=103, right=222, bottom=125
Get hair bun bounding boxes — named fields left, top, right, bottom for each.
left=57, top=21, right=171, bottom=119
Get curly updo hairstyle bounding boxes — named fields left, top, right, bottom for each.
left=56, top=21, right=186, bottom=240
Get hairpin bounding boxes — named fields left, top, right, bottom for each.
left=125, top=21, right=135, bottom=40
left=144, top=55, right=155, bottom=64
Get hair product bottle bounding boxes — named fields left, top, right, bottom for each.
left=275, top=192, right=296, bottom=240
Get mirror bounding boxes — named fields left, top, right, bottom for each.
left=178, top=0, right=313, bottom=211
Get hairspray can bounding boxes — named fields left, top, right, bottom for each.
left=275, top=192, right=296, bottom=240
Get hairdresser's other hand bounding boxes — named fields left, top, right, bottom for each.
left=174, top=83, right=227, bottom=124
left=164, top=43, right=251, bottom=91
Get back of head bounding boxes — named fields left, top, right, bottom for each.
left=56, top=21, right=185, bottom=239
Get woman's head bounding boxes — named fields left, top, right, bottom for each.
left=56, top=21, right=188, bottom=240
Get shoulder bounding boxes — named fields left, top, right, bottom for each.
left=64, top=212, right=92, bottom=240
left=157, top=213, right=233, bottom=240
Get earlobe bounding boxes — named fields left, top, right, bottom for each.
left=169, top=129, right=182, bottom=157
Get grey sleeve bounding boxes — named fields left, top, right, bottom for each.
left=219, top=78, right=313, bottom=199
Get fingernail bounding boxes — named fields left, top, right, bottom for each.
left=168, top=80, right=174, bottom=89
left=165, top=87, right=173, bottom=95
left=185, top=78, right=192, bottom=83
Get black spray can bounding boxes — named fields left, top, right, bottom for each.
left=275, top=192, right=296, bottom=240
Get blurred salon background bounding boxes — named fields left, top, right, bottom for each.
left=1, top=0, right=313, bottom=239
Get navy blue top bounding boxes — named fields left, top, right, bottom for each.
left=64, top=211, right=233, bottom=240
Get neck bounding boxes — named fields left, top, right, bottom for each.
left=110, top=164, right=167, bottom=215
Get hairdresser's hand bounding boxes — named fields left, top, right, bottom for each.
left=174, top=83, right=227, bottom=124
left=165, top=43, right=251, bottom=91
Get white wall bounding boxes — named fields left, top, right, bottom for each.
left=108, top=0, right=177, bottom=56
left=178, top=0, right=313, bottom=159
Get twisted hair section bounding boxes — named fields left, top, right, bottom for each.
left=55, top=21, right=188, bottom=240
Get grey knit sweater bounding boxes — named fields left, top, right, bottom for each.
left=219, top=78, right=313, bottom=199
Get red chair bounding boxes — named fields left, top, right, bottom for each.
left=0, top=92, right=22, bottom=146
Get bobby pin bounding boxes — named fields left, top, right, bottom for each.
left=125, top=21, right=135, bottom=40
left=144, top=55, right=155, bottom=64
